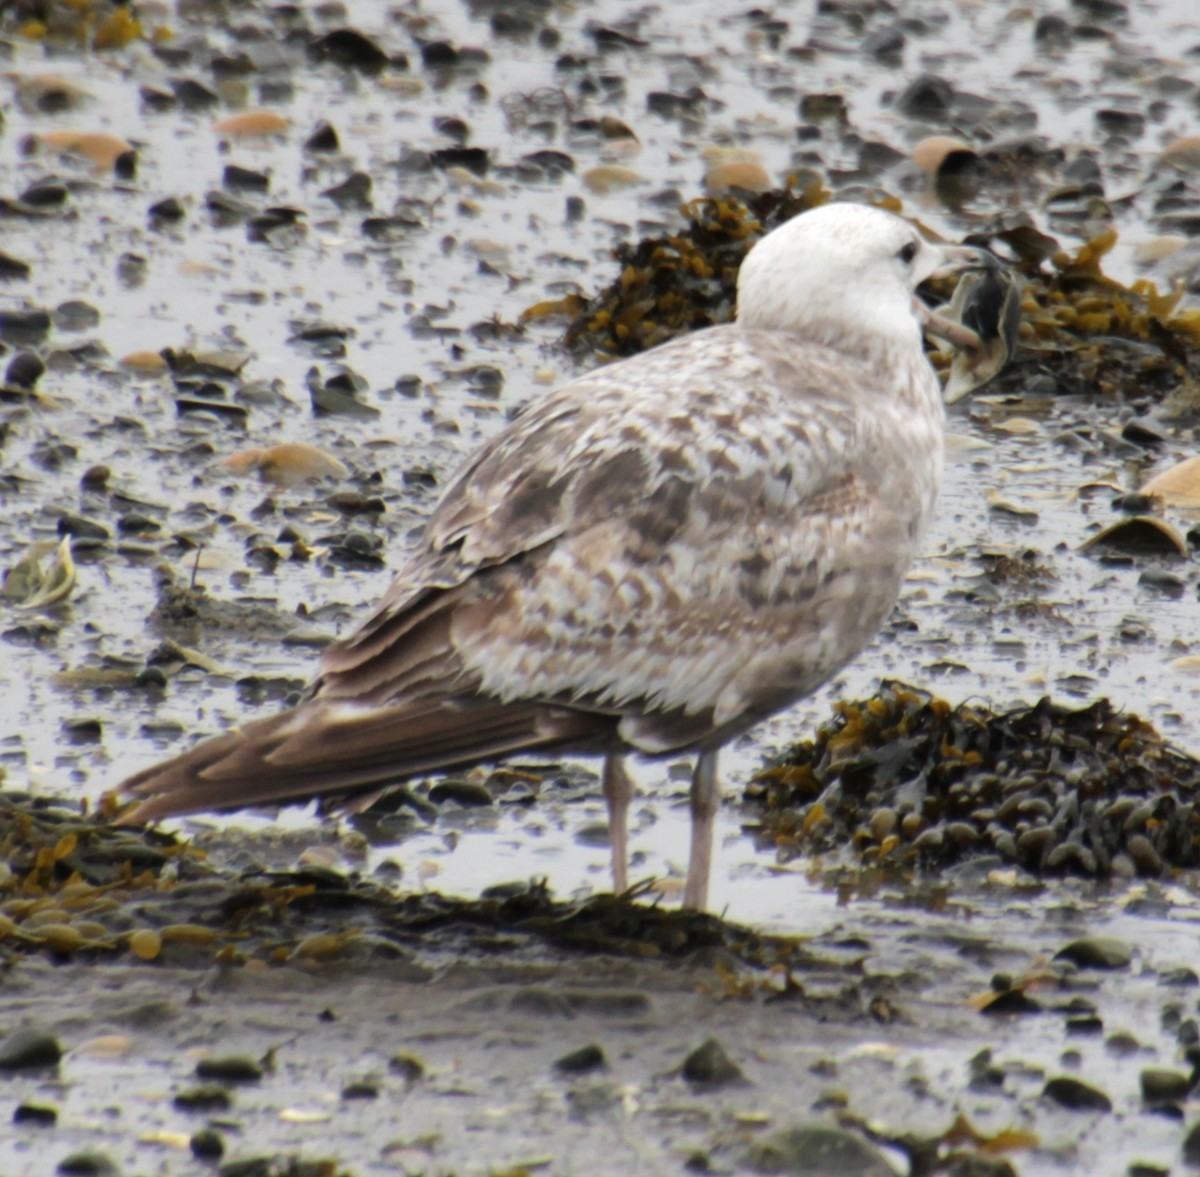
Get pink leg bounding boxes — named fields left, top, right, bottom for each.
left=602, top=754, right=634, bottom=894
left=683, top=750, right=720, bottom=910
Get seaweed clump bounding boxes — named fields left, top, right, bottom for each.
left=745, top=681, right=1200, bottom=879
left=979, top=220, right=1200, bottom=402
left=558, top=180, right=1200, bottom=405
left=0, top=790, right=794, bottom=969
left=555, top=183, right=828, bottom=359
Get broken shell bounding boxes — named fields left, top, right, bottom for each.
left=1138, top=456, right=1200, bottom=510
left=6, top=536, right=76, bottom=609
left=704, top=160, right=772, bottom=196
left=912, top=135, right=978, bottom=176
left=38, top=130, right=133, bottom=170
left=942, top=257, right=1023, bottom=404
left=14, top=75, right=93, bottom=113
left=120, top=350, right=170, bottom=373
left=1161, top=136, right=1200, bottom=173
left=212, top=110, right=289, bottom=137
left=582, top=165, right=643, bottom=195
left=216, top=443, right=349, bottom=487
left=1080, top=515, right=1188, bottom=558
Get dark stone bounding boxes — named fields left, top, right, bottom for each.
left=13, top=1102, right=57, bottom=1125
left=321, top=172, right=372, bottom=209
left=173, top=1086, right=234, bottom=1112
left=744, top=1123, right=895, bottom=1176
left=305, top=121, right=340, bottom=153
left=149, top=197, right=185, bottom=221
left=428, top=779, right=496, bottom=807
left=682, top=1037, right=745, bottom=1088
left=421, top=40, right=459, bottom=68
left=1184, top=1119, right=1200, bottom=1165
left=190, top=1129, right=225, bottom=1159
left=1141, top=1068, right=1192, bottom=1102
left=895, top=73, right=954, bottom=119
left=1054, top=936, right=1133, bottom=970
left=195, top=1055, right=264, bottom=1082
left=1043, top=1075, right=1112, bottom=1111
left=246, top=207, right=304, bottom=243
left=555, top=1044, right=607, bottom=1074
left=1096, top=108, right=1144, bottom=137
left=0, top=252, right=32, bottom=280
left=223, top=165, right=269, bottom=193
left=0, top=308, right=51, bottom=339
left=430, top=146, right=489, bottom=175
left=56, top=1151, right=118, bottom=1176
left=389, top=1051, right=425, bottom=1082
left=308, top=28, right=391, bottom=74
left=6, top=350, right=44, bottom=389
left=62, top=717, right=103, bottom=743
left=172, top=78, right=219, bottom=109
left=18, top=182, right=69, bottom=208
left=862, top=25, right=905, bottom=60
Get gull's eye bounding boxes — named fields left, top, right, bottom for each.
left=897, top=240, right=919, bottom=265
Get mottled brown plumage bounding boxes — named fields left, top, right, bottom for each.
left=117, top=203, right=990, bottom=909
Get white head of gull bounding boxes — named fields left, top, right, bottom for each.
left=116, top=202, right=987, bottom=911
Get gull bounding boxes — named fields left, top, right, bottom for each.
left=116, top=202, right=992, bottom=910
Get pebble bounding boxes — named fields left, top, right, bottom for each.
left=1140, top=1068, right=1192, bottom=1102
left=195, top=1055, right=264, bottom=1083
left=13, top=1102, right=58, bottom=1125
left=555, top=1043, right=607, bottom=1074
left=0, top=1027, right=63, bottom=1069
left=190, top=1129, right=225, bottom=1160
left=173, top=1086, right=233, bottom=1112
left=681, top=1038, right=744, bottom=1088
left=56, top=1151, right=119, bottom=1176
left=389, top=1050, right=425, bottom=1082
left=1055, top=936, right=1133, bottom=970
left=744, top=1123, right=895, bottom=1176
left=427, top=779, right=495, bottom=807
left=1042, top=1075, right=1113, bottom=1112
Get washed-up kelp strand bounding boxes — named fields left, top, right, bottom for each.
left=745, top=681, right=1200, bottom=878
left=0, top=790, right=807, bottom=968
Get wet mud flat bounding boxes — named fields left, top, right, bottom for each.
left=4, top=734, right=1200, bottom=1177
left=4, top=0, right=1200, bottom=1174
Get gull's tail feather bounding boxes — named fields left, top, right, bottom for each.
left=115, top=695, right=611, bottom=825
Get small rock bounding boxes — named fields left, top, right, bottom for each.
left=13, top=1102, right=58, bottom=1125
left=1055, top=936, right=1133, bottom=970
left=389, top=1050, right=425, bottom=1082
left=1141, top=1068, right=1191, bottom=1102
left=173, top=1085, right=233, bottom=1112
left=1184, top=1119, right=1200, bottom=1165
left=682, top=1037, right=745, bottom=1088
left=744, top=1123, right=895, bottom=1176
left=190, top=1129, right=225, bottom=1160
left=1043, top=1075, right=1113, bottom=1112
left=6, top=350, right=45, bottom=389
left=195, top=1056, right=263, bottom=1082
left=0, top=1028, right=63, bottom=1070
left=56, top=1151, right=119, bottom=1176
left=555, top=1043, right=607, bottom=1074
left=427, top=779, right=495, bottom=807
